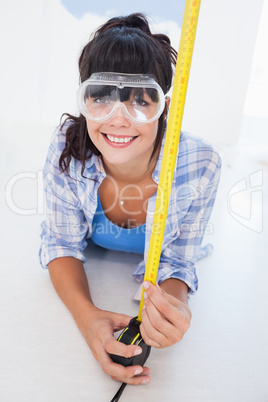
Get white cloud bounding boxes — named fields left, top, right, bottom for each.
left=0, top=0, right=181, bottom=127
left=0, top=0, right=105, bottom=126
left=1, top=0, right=265, bottom=146
left=151, top=19, right=181, bottom=50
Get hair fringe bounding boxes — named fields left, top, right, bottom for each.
left=59, top=13, right=177, bottom=179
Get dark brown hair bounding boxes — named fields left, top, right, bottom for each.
left=59, top=13, right=177, bottom=177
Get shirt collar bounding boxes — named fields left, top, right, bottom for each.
left=88, top=152, right=106, bottom=174
left=70, top=151, right=106, bottom=182
left=152, top=130, right=179, bottom=184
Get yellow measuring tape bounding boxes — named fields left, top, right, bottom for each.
left=137, top=0, right=201, bottom=321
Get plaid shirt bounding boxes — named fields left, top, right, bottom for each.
left=39, top=123, right=221, bottom=295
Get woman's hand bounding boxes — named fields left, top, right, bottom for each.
left=82, top=308, right=151, bottom=385
left=140, top=281, right=192, bottom=348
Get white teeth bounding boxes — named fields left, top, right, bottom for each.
left=106, top=134, right=134, bottom=143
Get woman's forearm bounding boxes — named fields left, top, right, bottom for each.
left=159, top=278, right=189, bottom=306
left=48, top=257, right=98, bottom=333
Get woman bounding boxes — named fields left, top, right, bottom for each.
left=39, top=13, right=221, bottom=386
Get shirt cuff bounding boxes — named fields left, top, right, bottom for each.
left=39, top=245, right=86, bottom=269
left=132, top=261, right=198, bottom=296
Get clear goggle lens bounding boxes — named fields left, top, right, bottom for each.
left=77, top=73, right=165, bottom=125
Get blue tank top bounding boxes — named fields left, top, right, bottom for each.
left=91, top=192, right=145, bottom=254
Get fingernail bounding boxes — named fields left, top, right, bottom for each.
left=143, top=281, right=149, bottom=290
left=143, top=292, right=148, bottom=299
left=141, top=378, right=150, bottom=384
left=134, top=348, right=142, bottom=356
left=134, top=368, right=143, bottom=376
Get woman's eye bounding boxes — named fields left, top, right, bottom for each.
left=94, top=97, right=110, bottom=104
left=132, top=98, right=148, bottom=107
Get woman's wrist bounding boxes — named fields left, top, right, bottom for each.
left=73, top=300, right=100, bottom=337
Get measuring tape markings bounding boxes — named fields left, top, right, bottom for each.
left=109, top=3, right=201, bottom=400
left=137, top=0, right=201, bottom=321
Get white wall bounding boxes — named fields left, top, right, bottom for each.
left=182, top=0, right=264, bottom=146
left=0, top=0, right=264, bottom=147
left=244, top=0, right=268, bottom=118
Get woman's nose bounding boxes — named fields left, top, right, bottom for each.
left=107, top=103, right=131, bottom=127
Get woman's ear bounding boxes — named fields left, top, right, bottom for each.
left=165, top=96, right=171, bottom=108
left=163, top=96, right=171, bottom=120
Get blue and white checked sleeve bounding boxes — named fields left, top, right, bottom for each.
left=133, top=138, right=221, bottom=295
left=156, top=150, right=221, bottom=294
left=39, top=127, right=89, bottom=269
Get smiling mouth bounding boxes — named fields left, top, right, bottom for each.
left=103, top=133, right=137, bottom=144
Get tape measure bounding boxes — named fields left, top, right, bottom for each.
left=137, top=0, right=201, bottom=321
left=109, top=316, right=151, bottom=367
left=110, top=4, right=201, bottom=400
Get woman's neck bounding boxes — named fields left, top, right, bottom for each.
left=102, top=156, right=157, bottom=185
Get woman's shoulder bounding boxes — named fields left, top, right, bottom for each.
left=43, top=120, right=78, bottom=175
left=179, top=131, right=222, bottom=169
left=49, top=120, right=73, bottom=152
left=171, top=131, right=222, bottom=187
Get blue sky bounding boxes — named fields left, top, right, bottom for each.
left=61, top=0, right=186, bottom=26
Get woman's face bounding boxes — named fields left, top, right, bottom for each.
left=86, top=113, right=159, bottom=168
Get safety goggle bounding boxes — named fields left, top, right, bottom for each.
left=77, top=72, right=166, bottom=126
